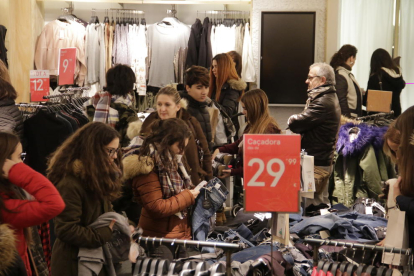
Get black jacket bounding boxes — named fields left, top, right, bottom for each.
left=365, top=68, right=406, bottom=117
left=0, top=99, right=24, bottom=140
left=181, top=91, right=213, bottom=150
left=0, top=25, right=8, bottom=67
left=396, top=195, right=414, bottom=250
left=198, top=17, right=212, bottom=69
left=288, top=85, right=341, bottom=166
left=185, top=19, right=202, bottom=69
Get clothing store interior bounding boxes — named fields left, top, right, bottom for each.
left=0, top=0, right=414, bottom=275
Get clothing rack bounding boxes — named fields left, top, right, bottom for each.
left=304, top=238, right=412, bottom=264
left=43, top=93, right=75, bottom=99
left=65, top=87, right=90, bottom=92
left=356, top=111, right=394, bottom=121
left=135, top=236, right=241, bottom=276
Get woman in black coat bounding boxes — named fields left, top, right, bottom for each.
left=365, top=48, right=405, bottom=117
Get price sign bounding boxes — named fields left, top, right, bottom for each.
left=58, top=48, right=76, bottom=85
left=244, top=134, right=301, bottom=212
left=30, top=70, right=50, bottom=102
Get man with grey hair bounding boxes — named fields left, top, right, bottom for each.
left=288, top=62, right=341, bottom=207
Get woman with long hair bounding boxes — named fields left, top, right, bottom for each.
left=227, top=51, right=242, bottom=78
left=122, top=118, right=199, bottom=239
left=133, top=86, right=212, bottom=185
left=366, top=48, right=405, bottom=117
left=0, top=132, right=65, bottom=276
left=212, top=89, right=281, bottom=177
left=330, top=44, right=363, bottom=118
left=209, top=53, right=247, bottom=131
left=0, top=60, right=23, bottom=139
left=48, top=122, right=123, bottom=276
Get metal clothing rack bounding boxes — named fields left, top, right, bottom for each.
left=65, top=87, right=90, bottom=92
left=136, top=236, right=241, bottom=276
left=305, top=238, right=412, bottom=264
left=43, top=92, right=75, bottom=99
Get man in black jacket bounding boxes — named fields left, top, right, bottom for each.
left=288, top=62, right=341, bottom=206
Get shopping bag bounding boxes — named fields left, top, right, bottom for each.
left=382, top=178, right=409, bottom=265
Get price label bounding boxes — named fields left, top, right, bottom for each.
left=58, top=48, right=76, bottom=85
left=30, top=70, right=50, bottom=102
left=244, top=134, right=301, bottom=212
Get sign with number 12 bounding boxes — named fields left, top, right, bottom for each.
left=58, top=48, right=76, bottom=85
left=243, top=134, right=301, bottom=212
left=30, top=70, right=50, bottom=102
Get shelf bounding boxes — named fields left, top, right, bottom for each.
left=37, top=0, right=251, bottom=4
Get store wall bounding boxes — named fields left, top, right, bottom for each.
left=251, top=0, right=328, bottom=129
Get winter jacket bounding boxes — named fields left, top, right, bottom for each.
left=198, top=17, right=212, bottom=69
left=51, top=161, right=114, bottom=276
left=185, top=19, right=202, bottom=69
left=365, top=68, right=406, bottom=117
left=218, top=125, right=281, bottom=177
left=396, top=195, right=414, bottom=250
left=334, top=65, right=363, bottom=118
left=330, top=123, right=396, bottom=207
left=180, top=91, right=213, bottom=150
left=0, top=99, right=24, bottom=140
left=0, top=163, right=65, bottom=276
left=139, top=103, right=213, bottom=185
left=0, top=224, right=27, bottom=276
left=211, top=78, right=247, bottom=128
left=288, top=85, right=341, bottom=166
left=122, top=154, right=195, bottom=239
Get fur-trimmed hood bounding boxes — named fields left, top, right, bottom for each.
left=336, top=123, right=388, bottom=157
left=122, top=154, right=154, bottom=181
left=225, top=78, right=247, bottom=91
left=0, top=224, right=18, bottom=275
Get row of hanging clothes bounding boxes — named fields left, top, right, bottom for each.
left=186, top=11, right=256, bottom=83
left=17, top=90, right=90, bottom=175
left=328, top=112, right=396, bottom=207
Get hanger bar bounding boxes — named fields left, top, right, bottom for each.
left=16, top=103, right=45, bottom=107
left=136, top=236, right=240, bottom=249
left=43, top=92, right=75, bottom=99
left=200, top=10, right=250, bottom=14
left=110, top=8, right=145, bottom=14
left=65, top=87, right=90, bottom=91
left=304, top=238, right=412, bottom=256
left=356, top=110, right=394, bottom=121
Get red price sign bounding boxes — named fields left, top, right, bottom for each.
left=58, top=48, right=76, bottom=85
left=244, top=134, right=301, bottom=212
left=30, top=70, right=50, bottom=102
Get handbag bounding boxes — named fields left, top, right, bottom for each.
left=382, top=178, right=409, bottom=265
left=314, top=166, right=330, bottom=195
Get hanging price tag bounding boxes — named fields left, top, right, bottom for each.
left=30, top=70, right=50, bottom=102
left=244, top=134, right=301, bottom=212
left=58, top=48, right=76, bottom=85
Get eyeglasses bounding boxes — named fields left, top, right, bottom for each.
left=307, top=75, right=320, bottom=80
left=106, top=147, right=121, bottom=157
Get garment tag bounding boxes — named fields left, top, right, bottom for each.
left=214, top=183, right=221, bottom=190
left=202, top=199, right=212, bottom=209
left=320, top=209, right=330, bottom=215
left=59, top=30, right=65, bottom=39
left=366, top=206, right=373, bottom=215
left=320, top=230, right=330, bottom=239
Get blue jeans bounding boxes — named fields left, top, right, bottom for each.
left=192, top=178, right=228, bottom=242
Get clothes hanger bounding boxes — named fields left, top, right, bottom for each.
left=148, top=258, right=161, bottom=276
left=167, top=262, right=178, bottom=276
left=194, top=261, right=210, bottom=276
left=140, top=258, right=153, bottom=276
left=104, top=9, right=109, bottom=23
left=356, top=245, right=369, bottom=276
left=133, top=257, right=146, bottom=276
left=210, top=263, right=226, bottom=276
left=156, top=259, right=170, bottom=276
left=346, top=245, right=358, bottom=276
left=178, top=261, right=197, bottom=276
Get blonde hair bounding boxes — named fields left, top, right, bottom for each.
left=0, top=60, right=11, bottom=83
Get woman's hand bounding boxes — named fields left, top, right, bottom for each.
left=189, top=189, right=200, bottom=199
left=212, top=149, right=220, bottom=161
left=219, top=169, right=231, bottom=179
left=394, top=176, right=402, bottom=201
left=2, top=159, right=17, bottom=179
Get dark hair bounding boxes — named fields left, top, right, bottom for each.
left=369, top=48, right=400, bottom=77
left=395, top=106, right=414, bottom=197
left=47, top=122, right=122, bottom=201
left=227, top=51, right=242, bottom=78
left=330, top=44, right=358, bottom=69
left=104, top=64, right=136, bottom=97
left=185, top=66, right=210, bottom=88
left=0, top=78, right=17, bottom=101
left=139, top=118, right=192, bottom=170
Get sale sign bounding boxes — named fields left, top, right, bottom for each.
left=30, top=70, right=50, bottom=102
left=244, top=134, right=301, bottom=212
left=58, top=48, right=76, bottom=85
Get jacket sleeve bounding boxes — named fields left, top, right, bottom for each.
left=2, top=163, right=65, bottom=229
left=359, top=146, right=382, bottom=199
left=220, top=90, right=240, bottom=117
left=230, top=167, right=243, bottom=177
left=218, top=137, right=242, bottom=155
left=54, top=179, right=113, bottom=249
left=288, top=98, right=327, bottom=134
left=396, top=195, right=414, bottom=217
left=335, top=74, right=350, bottom=117
left=191, top=118, right=213, bottom=180
left=133, top=172, right=195, bottom=219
